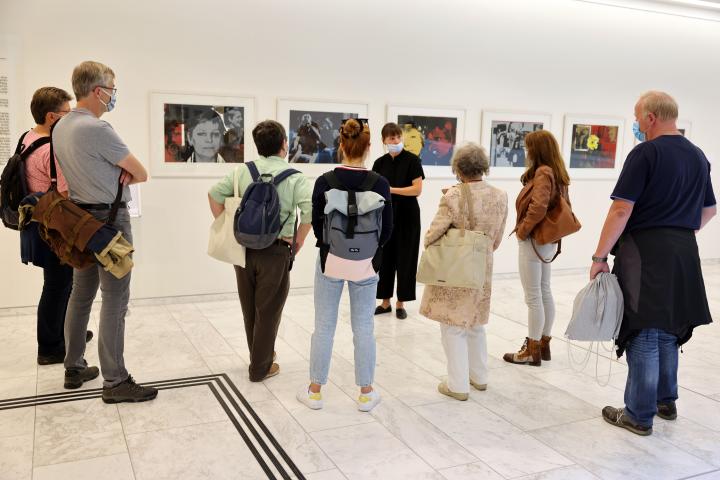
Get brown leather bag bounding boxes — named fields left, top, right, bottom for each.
left=531, top=187, right=581, bottom=263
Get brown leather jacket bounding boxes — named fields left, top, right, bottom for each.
left=515, top=165, right=560, bottom=241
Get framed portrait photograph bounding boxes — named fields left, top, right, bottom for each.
left=480, top=111, right=553, bottom=179
left=562, top=115, right=625, bottom=179
left=386, top=105, right=465, bottom=178
left=150, top=92, right=255, bottom=178
left=276, top=98, right=368, bottom=175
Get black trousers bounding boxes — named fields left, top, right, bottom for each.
left=377, top=203, right=421, bottom=302
left=234, top=241, right=291, bottom=381
left=37, top=254, right=73, bottom=356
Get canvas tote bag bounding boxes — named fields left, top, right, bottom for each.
left=417, top=183, right=490, bottom=289
left=208, top=167, right=246, bottom=267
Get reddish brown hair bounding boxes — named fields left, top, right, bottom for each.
left=339, top=118, right=370, bottom=160
left=521, top=130, right=570, bottom=187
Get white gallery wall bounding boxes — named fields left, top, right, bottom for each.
left=0, top=0, right=718, bottom=308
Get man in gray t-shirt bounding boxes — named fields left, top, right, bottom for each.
left=53, top=60, right=157, bottom=404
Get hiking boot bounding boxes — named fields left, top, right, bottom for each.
left=470, top=379, right=487, bottom=391
left=438, top=381, right=469, bottom=401
left=503, top=338, right=542, bottom=366
left=540, top=335, right=552, bottom=361
left=657, top=402, right=677, bottom=420
left=64, top=366, right=100, bottom=389
left=602, top=406, right=652, bottom=436
left=102, top=376, right=158, bottom=404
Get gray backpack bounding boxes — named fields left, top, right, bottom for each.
left=320, top=171, right=385, bottom=281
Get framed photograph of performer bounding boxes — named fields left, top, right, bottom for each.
left=386, top=105, right=465, bottom=178
left=150, top=92, right=255, bottom=177
left=277, top=98, right=368, bottom=173
left=480, top=110, right=553, bottom=179
left=562, top=114, right=626, bottom=179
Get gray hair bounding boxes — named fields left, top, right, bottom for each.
left=637, top=90, right=678, bottom=121
left=71, top=61, right=115, bottom=100
left=451, top=142, right=490, bottom=179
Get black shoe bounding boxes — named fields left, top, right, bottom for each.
left=657, top=402, right=677, bottom=420
left=102, top=375, right=158, bottom=404
left=602, top=406, right=652, bottom=436
left=86, top=331, right=94, bottom=343
left=396, top=308, right=408, bottom=319
left=64, top=366, right=100, bottom=389
left=375, top=305, right=391, bottom=315
left=38, top=352, right=65, bottom=366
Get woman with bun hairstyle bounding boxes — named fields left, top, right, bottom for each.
left=504, top=130, right=571, bottom=366
left=372, top=122, right=425, bottom=319
left=297, top=118, right=393, bottom=412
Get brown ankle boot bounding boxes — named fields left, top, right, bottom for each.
left=503, top=338, right=541, bottom=366
left=540, top=335, right=552, bottom=361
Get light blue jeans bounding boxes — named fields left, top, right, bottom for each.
left=310, top=257, right=378, bottom=387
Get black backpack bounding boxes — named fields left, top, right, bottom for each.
left=0, top=131, right=51, bottom=230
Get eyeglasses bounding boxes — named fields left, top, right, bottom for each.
left=95, top=85, right=117, bottom=95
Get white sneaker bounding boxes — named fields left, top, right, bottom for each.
left=296, top=387, right=323, bottom=410
left=357, top=390, right=381, bottom=412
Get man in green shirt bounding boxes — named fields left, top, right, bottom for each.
left=208, top=120, right=312, bottom=381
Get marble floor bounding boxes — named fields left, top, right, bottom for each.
left=1, top=263, right=719, bottom=480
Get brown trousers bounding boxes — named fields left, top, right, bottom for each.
left=234, top=241, right=291, bottom=381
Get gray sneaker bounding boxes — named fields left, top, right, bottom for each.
left=102, top=376, right=158, bottom=404
left=64, top=366, right=100, bottom=389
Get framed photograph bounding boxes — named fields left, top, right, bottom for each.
left=276, top=98, right=368, bottom=175
left=480, top=111, right=552, bottom=179
left=677, top=119, right=692, bottom=138
left=128, top=185, right=141, bottom=218
left=150, top=92, right=255, bottom=178
left=386, top=105, right=465, bottom=178
left=563, top=114, right=625, bottom=179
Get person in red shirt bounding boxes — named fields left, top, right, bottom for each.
left=23, top=87, right=93, bottom=365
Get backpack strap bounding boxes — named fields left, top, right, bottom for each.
left=48, top=125, right=58, bottom=190
left=322, top=171, right=345, bottom=190
left=14, top=131, right=30, bottom=156
left=273, top=168, right=301, bottom=186
left=246, top=161, right=260, bottom=182
left=358, top=171, right=380, bottom=191
left=346, top=190, right=358, bottom=239
left=20, top=137, right=51, bottom=162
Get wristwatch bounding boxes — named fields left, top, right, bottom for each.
left=592, top=256, right=608, bottom=263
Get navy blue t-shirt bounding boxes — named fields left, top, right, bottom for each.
left=312, top=166, right=393, bottom=248
left=611, top=135, right=716, bottom=232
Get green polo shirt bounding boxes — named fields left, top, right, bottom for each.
left=208, top=156, right=312, bottom=238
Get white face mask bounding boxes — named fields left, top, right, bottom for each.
left=386, top=142, right=404, bottom=154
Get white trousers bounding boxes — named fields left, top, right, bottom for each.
left=441, top=323, right=489, bottom=394
left=518, top=238, right=556, bottom=340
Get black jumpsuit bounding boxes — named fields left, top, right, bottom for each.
left=372, top=150, right=425, bottom=302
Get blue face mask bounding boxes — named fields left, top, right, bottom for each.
left=386, top=142, right=404, bottom=154
left=632, top=121, right=646, bottom=142
left=99, top=88, right=117, bottom=112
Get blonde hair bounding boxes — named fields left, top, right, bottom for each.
left=638, top=90, right=678, bottom=121
left=72, top=61, right=115, bottom=99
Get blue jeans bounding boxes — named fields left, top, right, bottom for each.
left=310, top=258, right=378, bottom=387
left=624, top=328, right=679, bottom=427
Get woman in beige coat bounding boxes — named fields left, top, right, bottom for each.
left=420, top=143, right=508, bottom=400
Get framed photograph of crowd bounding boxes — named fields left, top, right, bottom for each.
left=386, top=105, right=465, bottom=177
left=480, top=111, right=552, bottom=179
left=562, top=114, right=625, bottom=179
left=150, top=92, right=255, bottom=177
left=276, top=98, right=368, bottom=173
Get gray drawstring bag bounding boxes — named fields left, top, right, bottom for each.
left=565, top=272, right=623, bottom=341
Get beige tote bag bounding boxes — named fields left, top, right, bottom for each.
left=417, top=183, right=490, bottom=289
left=207, top=167, right=246, bottom=267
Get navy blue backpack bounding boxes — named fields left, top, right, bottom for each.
left=234, top=161, right=301, bottom=251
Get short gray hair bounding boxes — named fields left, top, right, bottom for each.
left=71, top=61, right=115, bottom=100
left=451, top=142, right=490, bottom=179
left=638, top=90, right=678, bottom=121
